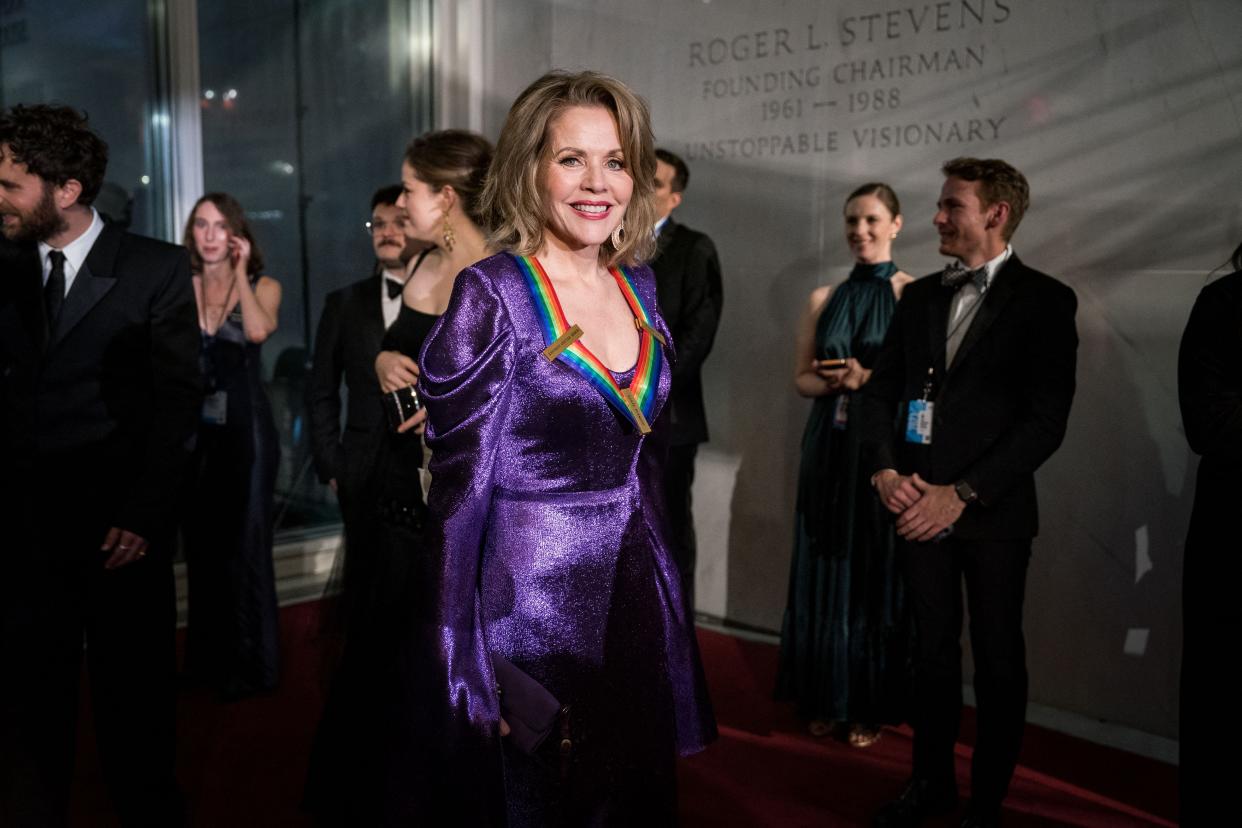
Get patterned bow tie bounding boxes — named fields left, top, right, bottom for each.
left=385, top=278, right=404, bottom=300
left=941, top=262, right=989, bottom=291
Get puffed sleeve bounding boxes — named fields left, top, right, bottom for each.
left=416, top=263, right=514, bottom=823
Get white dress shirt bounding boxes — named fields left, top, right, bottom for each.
left=381, top=268, right=406, bottom=330
left=946, top=245, right=1012, bottom=366
left=38, top=208, right=105, bottom=297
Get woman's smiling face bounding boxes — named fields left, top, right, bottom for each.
left=540, top=105, right=633, bottom=255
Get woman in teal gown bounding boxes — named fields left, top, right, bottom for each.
left=776, top=183, right=914, bottom=746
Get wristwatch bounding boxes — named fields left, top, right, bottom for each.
left=953, top=480, right=978, bottom=504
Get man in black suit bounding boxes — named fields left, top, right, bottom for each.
left=859, top=158, right=1077, bottom=828
left=307, top=185, right=421, bottom=540
left=650, top=149, right=723, bottom=615
left=0, top=105, right=200, bottom=825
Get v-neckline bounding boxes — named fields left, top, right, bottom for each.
left=513, top=253, right=664, bottom=434
left=533, top=258, right=639, bottom=374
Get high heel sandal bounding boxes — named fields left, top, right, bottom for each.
left=808, top=719, right=834, bottom=738
left=848, top=724, right=882, bottom=747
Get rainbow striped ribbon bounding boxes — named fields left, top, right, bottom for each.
left=513, top=253, right=663, bottom=434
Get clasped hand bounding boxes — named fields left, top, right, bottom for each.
left=101, top=527, right=148, bottom=569
left=874, top=471, right=965, bottom=542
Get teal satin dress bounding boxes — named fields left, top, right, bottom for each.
left=776, top=261, right=911, bottom=726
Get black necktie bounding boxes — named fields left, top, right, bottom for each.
left=385, top=278, right=404, bottom=300
left=45, top=250, right=67, bottom=325
left=940, top=262, right=988, bottom=291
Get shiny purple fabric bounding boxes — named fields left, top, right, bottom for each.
left=419, top=252, right=716, bottom=821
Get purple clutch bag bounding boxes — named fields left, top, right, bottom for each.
left=490, top=654, right=563, bottom=755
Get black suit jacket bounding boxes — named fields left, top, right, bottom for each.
left=306, top=271, right=388, bottom=490
left=1177, top=269, right=1242, bottom=824
left=1179, top=269, right=1242, bottom=584
left=858, top=255, right=1078, bottom=540
left=650, top=217, right=723, bottom=446
left=0, top=222, right=202, bottom=540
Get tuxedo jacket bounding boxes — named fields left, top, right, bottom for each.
left=858, top=255, right=1078, bottom=540
left=650, top=217, right=723, bottom=446
left=1179, top=269, right=1242, bottom=597
left=306, top=271, right=388, bottom=491
left=0, top=222, right=202, bottom=540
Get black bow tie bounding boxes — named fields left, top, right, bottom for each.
left=941, top=262, right=989, bottom=291
left=385, top=278, right=404, bottom=300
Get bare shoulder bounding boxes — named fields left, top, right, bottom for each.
left=807, top=284, right=832, bottom=314
left=891, top=270, right=916, bottom=298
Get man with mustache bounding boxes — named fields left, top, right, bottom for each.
left=0, top=104, right=200, bottom=826
left=307, top=185, right=423, bottom=545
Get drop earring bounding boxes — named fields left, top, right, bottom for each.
left=610, top=221, right=624, bottom=249
left=441, top=215, right=456, bottom=252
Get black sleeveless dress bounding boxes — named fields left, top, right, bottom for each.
left=182, top=304, right=281, bottom=700
left=304, top=303, right=441, bottom=826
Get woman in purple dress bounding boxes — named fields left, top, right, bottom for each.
left=418, top=70, right=716, bottom=825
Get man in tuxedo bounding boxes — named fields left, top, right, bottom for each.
left=859, top=158, right=1077, bottom=828
left=650, top=149, right=723, bottom=615
left=307, top=185, right=421, bottom=540
left=0, top=105, right=200, bottom=825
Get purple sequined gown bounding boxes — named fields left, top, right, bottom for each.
left=418, top=252, right=716, bottom=825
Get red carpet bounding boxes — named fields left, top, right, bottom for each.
left=682, top=630, right=1177, bottom=827
left=70, top=602, right=1177, bottom=826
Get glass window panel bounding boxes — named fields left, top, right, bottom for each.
left=0, top=0, right=172, bottom=239
left=196, top=0, right=432, bottom=538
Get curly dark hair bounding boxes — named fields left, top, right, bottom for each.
left=371, top=184, right=403, bottom=211
left=0, top=104, right=109, bottom=206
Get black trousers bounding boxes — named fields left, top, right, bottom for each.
left=901, top=536, right=1031, bottom=808
left=1180, top=492, right=1238, bottom=826
left=664, top=443, right=699, bottom=615
left=0, top=461, right=182, bottom=827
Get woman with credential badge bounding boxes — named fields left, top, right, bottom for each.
left=181, top=192, right=283, bottom=701
left=776, top=182, right=915, bottom=747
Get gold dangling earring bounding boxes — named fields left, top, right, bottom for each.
left=441, top=215, right=456, bottom=252
left=610, top=221, right=624, bottom=250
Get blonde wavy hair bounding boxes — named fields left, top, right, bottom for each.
left=481, top=70, right=658, bottom=266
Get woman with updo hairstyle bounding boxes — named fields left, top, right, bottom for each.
left=304, top=130, right=494, bottom=826
left=180, top=192, right=282, bottom=701
left=776, top=182, right=915, bottom=747
left=413, top=71, right=716, bottom=823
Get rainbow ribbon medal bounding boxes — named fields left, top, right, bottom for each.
left=514, top=253, right=663, bottom=434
